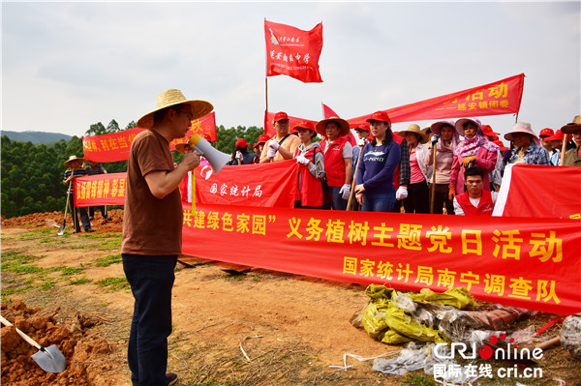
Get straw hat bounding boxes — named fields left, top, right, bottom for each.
left=455, top=118, right=482, bottom=136
left=398, top=124, right=428, bottom=144
left=137, top=89, right=213, bottom=129
left=504, top=122, right=540, bottom=146
left=315, top=117, right=350, bottom=137
left=561, top=115, right=581, bottom=134
left=64, top=155, right=85, bottom=166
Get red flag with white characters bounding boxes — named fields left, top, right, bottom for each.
left=265, top=20, right=323, bottom=83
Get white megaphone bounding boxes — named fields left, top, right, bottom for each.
left=176, top=134, right=230, bottom=174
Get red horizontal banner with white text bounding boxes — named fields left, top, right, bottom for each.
left=348, top=73, right=525, bottom=127
left=183, top=203, right=581, bottom=315
left=82, top=113, right=217, bottom=162
left=73, top=172, right=127, bottom=207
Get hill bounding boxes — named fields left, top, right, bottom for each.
left=1, top=130, right=73, bottom=144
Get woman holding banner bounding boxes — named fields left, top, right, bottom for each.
left=355, top=111, right=401, bottom=212
left=425, top=120, right=459, bottom=215
left=293, top=122, right=325, bottom=208
left=449, top=118, right=499, bottom=200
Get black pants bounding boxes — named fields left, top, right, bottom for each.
left=430, top=183, right=455, bottom=215
left=89, top=206, right=107, bottom=219
left=68, top=193, right=91, bottom=232
left=403, top=181, right=430, bottom=214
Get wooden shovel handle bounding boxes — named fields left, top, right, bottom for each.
left=0, top=315, right=41, bottom=349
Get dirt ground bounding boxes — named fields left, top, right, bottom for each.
left=1, top=210, right=580, bottom=386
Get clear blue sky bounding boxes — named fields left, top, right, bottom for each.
left=2, top=1, right=580, bottom=142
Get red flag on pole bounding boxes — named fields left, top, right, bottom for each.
left=264, top=20, right=323, bottom=83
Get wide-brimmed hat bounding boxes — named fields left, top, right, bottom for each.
left=430, top=120, right=455, bottom=136
left=366, top=111, right=391, bottom=124
left=481, top=125, right=499, bottom=137
left=273, top=111, right=289, bottom=123
left=315, top=117, right=350, bottom=137
left=545, top=130, right=564, bottom=142
left=64, top=155, right=85, bottom=166
left=137, top=89, right=213, bottom=129
left=504, top=122, right=540, bottom=146
left=561, top=115, right=581, bottom=134
left=235, top=138, right=248, bottom=148
left=539, top=128, right=555, bottom=138
left=455, top=118, right=482, bottom=136
left=398, top=124, right=428, bottom=144
left=422, top=123, right=433, bottom=136
left=353, top=122, right=370, bottom=132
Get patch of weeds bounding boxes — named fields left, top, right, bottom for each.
left=224, top=274, right=247, bottom=281
left=98, top=238, right=122, bottom=250
left=41, top=280, right=56, bottom=291
left=97, top=277, right=130, bottom=292
left=60, top=266, right=85, bottom=276
left=250, top=273, right=261, bottom=282
left=39, top=237, right=52, bottom=243
left=69, top=276, right=92, bottom=285
left=70, top=244, right=99, bottom=249
left=94, top=253, right=122, bottom=267
left=403, top=373, right=436, bottom=386
left=4, top=264, right=44, bottom=274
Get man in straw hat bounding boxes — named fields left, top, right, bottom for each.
left=122, top=89, right=213, bottom=386
left=316, top=116, right=353, bottom=210
left=63, top=155, right=94, bottom=233
left=562, top=115, right=581, bottom=167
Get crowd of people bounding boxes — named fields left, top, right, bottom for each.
left=229, top=112, right=581, bottom=216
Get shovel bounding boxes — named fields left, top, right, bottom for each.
left=0, top=315, right=66, bottom=373
left=58, top=181, right=72, bottom=236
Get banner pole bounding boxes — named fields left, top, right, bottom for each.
left=560, top=133, right=568, bottom=166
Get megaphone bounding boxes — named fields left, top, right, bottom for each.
left=186, top=134, right=231, bottom=175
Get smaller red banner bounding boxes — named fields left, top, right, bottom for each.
left=265, top=20, right=323, bottom=83
left=83, top=128, right=144, bottom=163
left=73, top=172, right=127, bottom=207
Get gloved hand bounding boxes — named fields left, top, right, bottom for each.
left=396, top=186, right=408, bottom=200
left=431, top=134, right=440, bottom=146
left=296, top=155, right=310, bottom=165
left=235, top=151, right=243, bottom=161
left=268, top=139, right=280, bottom=151
left=462, top=156, right=477, bottom=167
left=339, top=183, right=351, bottom=200
left=448, top=186, right=456, bottom=201
left=357, top=137, right=368, bottom=147
left=267, top=148, right=277, bottom=159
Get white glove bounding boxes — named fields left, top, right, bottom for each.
left=267, top=148, right=277, bottom=159
left=357, top=137, right=368, bottom=147
left=268, top=139, right=280, bottom=151
left=339, top=183, right=351, bottom=200
left=235, top=151, right=243, bottom=160
left=396, top=186, right=408, bottom=200
left=296, top=155, right=310, bottom=165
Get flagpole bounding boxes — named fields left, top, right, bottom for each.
left=264, top=18, right=269, bottom=116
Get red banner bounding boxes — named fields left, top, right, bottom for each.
left=494, top=164, right=581, bottom=219
left=265, top=20, right=323, bottom=83
left=194, top=160, right=299, bottom=208
left=347, top=74, right=525, bottom=127
left=183, top=203, right=581, bottom=315
left=83, top=128, right=143, bottom=163
left=82, top=113, right=217, bottom=163
left=73, top=172, right=127, bottom=207
left=264, top=111, right=318, bottom=138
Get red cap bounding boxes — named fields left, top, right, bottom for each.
left=273, top=112, right=289, bottom=123
left=545, top=130, right=564, bottom=141
left=366, top=111, right=391, bottom=124
left=354, top=122, right=371, bottom=132
left=203, top=133, right=212, bottom=142
left=257, top=134, right=269, bottom=144
left=235, top=138, right=248, bottom=148
left=491, top=134, right=499, bottom=141
left=253, top=142, right=260, bottom=150
left=294, top=121, right=315, bottom=132
left=539, top=128, right=554, bottom=138
left=481, top=124, right=499, bottom=136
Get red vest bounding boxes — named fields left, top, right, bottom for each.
left=294, top=147, right=323, bottom=207
left=456, top=190, right=494, bottom=216
left=321, top=136, right=348, bottom=187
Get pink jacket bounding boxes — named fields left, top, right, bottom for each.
left=449, top=147, right=497, bottom=193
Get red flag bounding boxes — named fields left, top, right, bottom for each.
left=347, top=74, right=525, bottom=127
left=265, top=20, right=323, bottom=83
left=170, top=112, right=217, bottom=149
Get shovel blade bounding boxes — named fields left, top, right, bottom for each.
left=57, top=224, right=66, bottom=236
left=31, top=345, right=66, bottom=373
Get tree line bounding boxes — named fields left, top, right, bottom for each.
left=1, top=121, right=264, bottom=219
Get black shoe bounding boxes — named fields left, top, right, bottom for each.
left=86, top=229, right=95, bottom=233
left=166, top=373, right=178, bottom=386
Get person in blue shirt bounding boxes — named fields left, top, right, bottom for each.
left=355, top=111, right=401, bottom=212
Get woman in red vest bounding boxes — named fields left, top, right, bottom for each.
left=293, top=122, right=325, bottom=208
left=316, top=117, right=353, bottom=210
